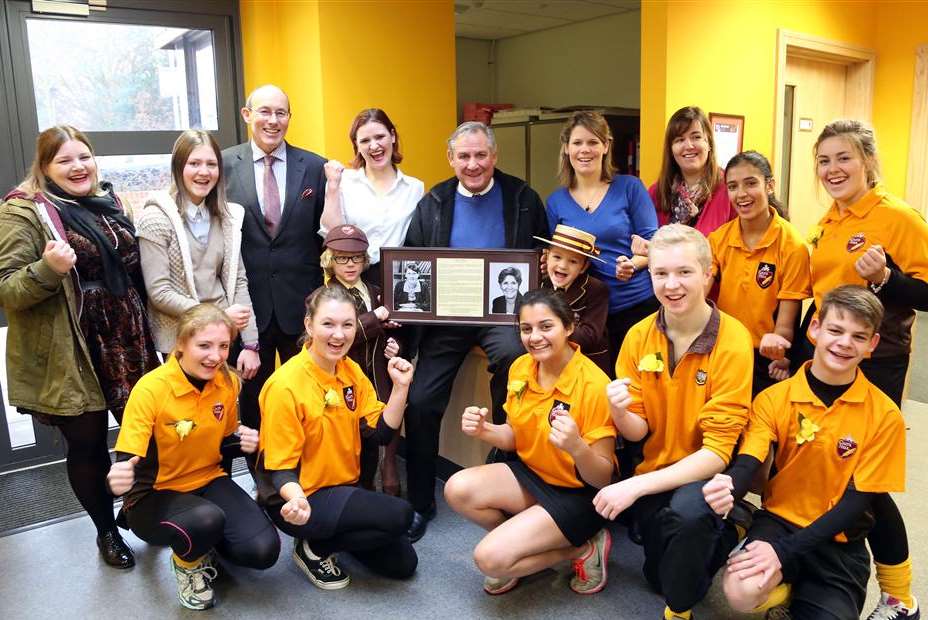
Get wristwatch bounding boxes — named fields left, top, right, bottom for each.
left=243, top=342, right=260, bottom=352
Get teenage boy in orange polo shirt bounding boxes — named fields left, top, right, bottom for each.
left=594, top=223, right=754, bottom=620
left=703, top=285, right=906, bottom=620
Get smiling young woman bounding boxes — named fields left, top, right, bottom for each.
left=707, top=151, right=811, bottom=396
left=648, top=106, right=734, bottom=236
left=256, top=286, right=418, bottom=590
left=109, top=304, right=279, bottom=611
left=545, top=111, right=659, bottom=372
left=444, top=288, right=616, bottom=597
left=136, top=129, right=260, bottom=382
left=795, top=119, right=928, bottom=620
left=319, top=108, right=424, bottom=289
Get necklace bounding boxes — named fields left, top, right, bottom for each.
left=572, top=184, right=607, bottom=213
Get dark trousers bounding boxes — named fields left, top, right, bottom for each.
left=747, top=510, right=870, bottom=620
left=633, top=480, right=738, bottom=613
left=606, top=295, right=661, bottom=378
left=404, top=324, right=523, bottom=513
left=269, top=487, right=417, bottom=579
left=236, top=314, right=302, bottom=431
left=127, top=476, right=280, bottom=568
left=752, top=349, right=778, bottom=397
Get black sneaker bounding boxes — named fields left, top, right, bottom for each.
left=292, top=539, right=350, bottom=590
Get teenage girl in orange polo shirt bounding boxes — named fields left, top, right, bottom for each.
left=798, top=120, right=928, bottom=620
left=444, top=288, right=616, bottom=597
left=108, top=304, right=279, bottom=611
left=256, top=286, right=417, bottom=590
left=708, top=151, right=811, bottom=396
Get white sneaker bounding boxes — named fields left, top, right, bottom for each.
left=171, top=556, right=218, bottom=611
left=483, top=574, right=519, bottom=595
left=867, top=593, right=920, bottom=620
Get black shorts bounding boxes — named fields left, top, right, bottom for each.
left=745, top=510, right=871, bottom=620
left=506, top=460, right=604, bottom=547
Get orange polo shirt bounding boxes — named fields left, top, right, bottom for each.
left=740, top=362, right=905, bottom=539
left=709, top=209, right=811, bottom=347
left=259, top=346, right=385, bottom=497
left=115, top=355, right=239, bottom=502
left=809, top=184, right=928, bottom=355
left=505, top=344, right=616, bottom=487
left=616, top=305, right=753, bottom=474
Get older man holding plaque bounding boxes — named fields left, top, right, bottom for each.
left=403, top=121, right=548, bottom=542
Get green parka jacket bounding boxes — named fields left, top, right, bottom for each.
left=0, top=195, right=105, bottom=416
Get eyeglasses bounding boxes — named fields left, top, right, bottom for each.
left=250, top=108, right=291, bottom=120
left=332, top=255, right=366, bottom=264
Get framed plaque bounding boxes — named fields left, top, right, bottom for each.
left=380, top=247, right=541, bottom=326
left=709, top=112, right=745, bottom=169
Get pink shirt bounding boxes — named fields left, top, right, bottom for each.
left=648, top=180, right=734, bottom=236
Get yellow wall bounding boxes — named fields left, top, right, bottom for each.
left=239, top=0, right=457, bottom=188
left=872, top=2, right=928, bottom=194
left=640, top=0, right=926, bottom=198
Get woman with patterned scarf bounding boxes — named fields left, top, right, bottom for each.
left=646, top=106, right=735, bottom=237
left=0, top=125, right=159, bottom=569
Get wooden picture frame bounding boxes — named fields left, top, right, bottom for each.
left=380, top=247, right=540, bottom=326
left=710, top=113, right=745, bottom=169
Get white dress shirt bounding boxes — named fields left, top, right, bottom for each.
left=320, top=167, right=425, bottom=264
left=183, top=199, right=211, bottom=245
left=251, top=141, right=287, bottom=215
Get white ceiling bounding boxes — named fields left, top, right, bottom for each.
left=455, top=0, right=640, bottom=40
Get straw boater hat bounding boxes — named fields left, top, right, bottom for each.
left=533, top=224, right=606, bottom=263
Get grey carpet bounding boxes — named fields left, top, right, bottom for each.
left=4, top=408, right=927, bottom=618
left=909, top=311, right=928, bottom=403
left=0, top=457, right=250, bottom=537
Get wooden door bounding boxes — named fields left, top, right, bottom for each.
left=785, top=55, right=848, bottom=239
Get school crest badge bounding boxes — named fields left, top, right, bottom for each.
left=343, top=386, right=357, bottom=411
left=548, top=400, right=571, bottom=424
left=836, top=436, right=858, bottom=458
left=755, top=262, right=776, bottom=289
left=212, top=403, right=224, bottom=421
left=695, top=369, right=708, bottom=386
left=846, top=232, right=866, bottom=253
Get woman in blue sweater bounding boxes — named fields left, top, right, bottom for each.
left=546, top=111, right=658, bottom=372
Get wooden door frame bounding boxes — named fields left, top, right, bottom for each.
left=906, top=44, right=928, bottom=218
left=773, top=30, right=876, bottom=183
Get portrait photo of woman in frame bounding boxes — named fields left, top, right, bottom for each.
left=392, top=260, right=432, bottom=312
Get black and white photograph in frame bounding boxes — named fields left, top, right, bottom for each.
left=488, top=262, right=529, bottom=315
left=392, top=260, right=432, bottom=312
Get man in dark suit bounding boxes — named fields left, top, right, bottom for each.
left=222, top=84, right=327, bottom=432
left=403, top=121, right=548, bottom=542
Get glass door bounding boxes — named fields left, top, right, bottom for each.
left=0, top=0, right=243, bottom=470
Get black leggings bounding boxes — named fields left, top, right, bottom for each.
left=127, top=476, right=279, bottom=568
left=56, top=410, right=116, bottom=533
left=269, top=487, right=417, bottom=579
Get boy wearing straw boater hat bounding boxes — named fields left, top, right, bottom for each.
left=535, top=224, right=610, bottom=373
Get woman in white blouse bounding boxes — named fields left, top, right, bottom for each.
left=319, top=109, right=424, bottom=496
left=320, top=108, right=425, bottom=289
left=136, top=130, right=260, bottom=379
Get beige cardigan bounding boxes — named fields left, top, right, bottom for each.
left=136, top=190, right=257, bottom=353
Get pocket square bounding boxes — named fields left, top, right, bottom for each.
left=301, top=187, right=314, bottom=199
